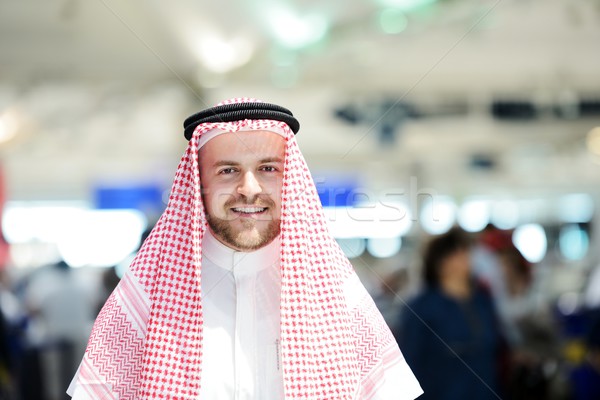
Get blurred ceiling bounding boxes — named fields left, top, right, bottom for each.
left=2, top=0, right=599, bottom=91
left=1, top=0, right=600, bottom=206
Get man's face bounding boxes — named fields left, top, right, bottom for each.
left=199, top=130, right=286, bottom=251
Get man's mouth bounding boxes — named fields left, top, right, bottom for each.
left=231, top=207, right=268, bottom=215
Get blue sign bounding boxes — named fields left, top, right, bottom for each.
left=313, top=174, right=360, bottom=207
left=94, top=184, right=165, bottom=212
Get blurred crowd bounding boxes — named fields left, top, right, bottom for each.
left=378, top=225, right=600, bottom=400
left=0, top=225, right=599, bottom=400
left=0, top=259, right=120, bottom=400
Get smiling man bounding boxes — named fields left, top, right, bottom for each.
left=199, top=129, right=285, bottom=251
left=68, top=98, right=422, bottom=399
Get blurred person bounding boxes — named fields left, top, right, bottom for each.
left=473, top=226, right=558, bottom=398
left=567, top=261, right=600, bottom=398
left=470, top=225, right=512, bottom=312
left=0, top=270, right=25, bottom=400
left=0, top=290, right=10, bottom=397
left=373, top=267, right=411, bottom=330
left=0, top=311, right=15, bottom=399
left=94, top=266, right=120, bottom=317
left=584, top=263, right=600, bottom=309
left=95, top=227, right=155, bottom=315
left=24, top=261, right=96, bottom=400
left=569, top=309, right=600, bottom=400
left=497, top=246, right=559, bottom=400
left=68, top=98, right=422, bottom=399
left=396, top=227, right=504, bottom=400
left=473, top=227, right=539, bottom=346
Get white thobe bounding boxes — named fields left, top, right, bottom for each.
left=200, top=231, right=423, bottom=400
left=68, top=230, right=422, bottom=399
left=199, top=230, right=283, bottom=399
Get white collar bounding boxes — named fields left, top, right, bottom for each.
left=201, top=229, right=280, bottom=274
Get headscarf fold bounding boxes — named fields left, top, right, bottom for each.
left=70, top=97, right=404, bottom=399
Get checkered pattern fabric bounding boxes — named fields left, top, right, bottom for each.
left=71, top=98, right=404, bottom=399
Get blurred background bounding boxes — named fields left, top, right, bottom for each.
left=0, top=0, right=599, bottom=399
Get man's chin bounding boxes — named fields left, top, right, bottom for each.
left=207, top=217, right=280, bottom=251
left=230, top=230, right=274, bottom=251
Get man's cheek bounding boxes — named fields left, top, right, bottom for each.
left=206, top=192, right=238, bottom=221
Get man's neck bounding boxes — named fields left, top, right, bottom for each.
left=201, top=229, right=281, bottom=271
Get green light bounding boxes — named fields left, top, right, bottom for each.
left=271, top=65, right=299, bottom=88
left=267, top=8, right=329, bottom=49
left=270, top=48, right=297, bottom=67
left=559, top=225, right=589, bottom=261
left=379, top=9, right=408, bottom=34
left=379, top=0, right=437, bottom=12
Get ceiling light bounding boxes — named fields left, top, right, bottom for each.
left=558, top=193, right=594, bottom=223
left=266, top=8, right=328, bottom=49
left=3, top=202, right=147, bottom=268
left=270, top=47, right=297, bottom=67
left=196, top=34, right=254, bottom=74
left=0, top=109, right=19, bottom=144
left=513, top=223, right=547, bottom=263
left=378, top=0, right=437, bottom=12
left=420, top=196, right=456, bottom=235
left=559, top=224, right=589, bottom=261
left=490, top=200, right=519, bottom=230
left=367, top=237, right=402, bottom=258
left=458, top=198, right=491, bottom=232
left=336, top=238, right=366, bottom=259
left=586, top=126, right=600, bottom=156
left=378, top=8, right=408, bottom=34
left=323, top=201, right=412, bottom=239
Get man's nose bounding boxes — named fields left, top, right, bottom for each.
left=238, top=171, right=262, bottom=198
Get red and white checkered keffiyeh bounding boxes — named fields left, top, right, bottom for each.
left=70, top=98, right=405, bottom=399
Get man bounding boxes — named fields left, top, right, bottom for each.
left=68, top=97, right=422, bottom=399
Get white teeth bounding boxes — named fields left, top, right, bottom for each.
left=233, top=207, right=266, bottom=213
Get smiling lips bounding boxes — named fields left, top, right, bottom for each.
left=225, top=196, right=274, bottom=218
left=231, top=206, right=268, bottom=216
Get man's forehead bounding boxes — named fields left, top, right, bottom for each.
left=200, top=128, right=285, bottom=148
left=199, top=130, right=286, bottom=163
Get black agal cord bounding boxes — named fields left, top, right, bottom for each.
left=183, top=102, right=300, bottom=140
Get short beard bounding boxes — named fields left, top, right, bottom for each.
left=204, top=194, right=281, bottom=251
left=207, top=214, right=281, bottom=251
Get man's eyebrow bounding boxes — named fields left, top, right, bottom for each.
left=212, top=160, right=239, bottom=168
left=211, top=157, right=284, bottom=168
left=260, top=157, right=284, bottom=164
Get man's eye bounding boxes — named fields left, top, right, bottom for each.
left=219, top=168, right=237, bottom=174
left=261, top=166, right=278, bottom=172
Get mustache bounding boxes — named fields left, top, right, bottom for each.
left=223, top=195, right=276, bottom=209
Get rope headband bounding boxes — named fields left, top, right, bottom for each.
left=183, top=102, right=300, bottom=140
